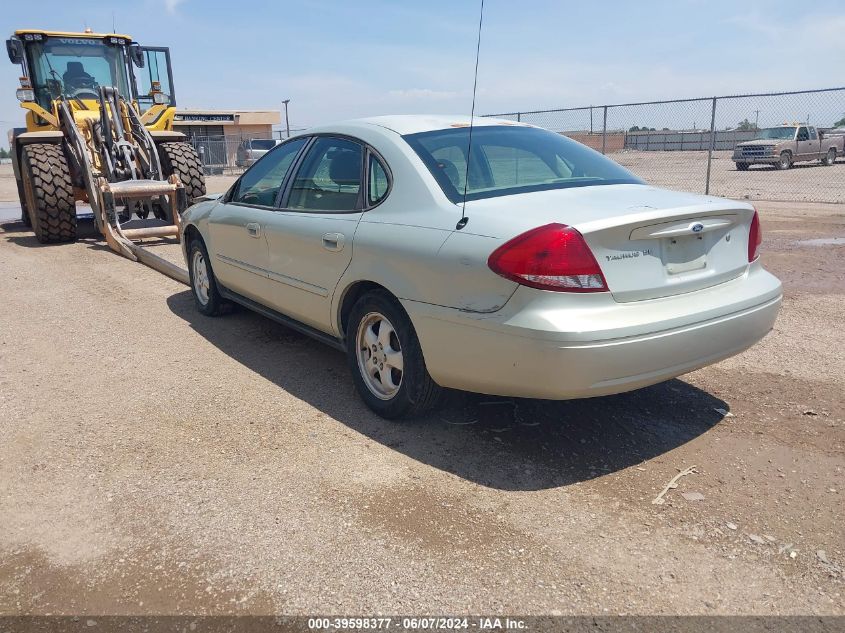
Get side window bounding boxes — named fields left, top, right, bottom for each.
left=232, top=137, right=307, bottom=206
left=287, top=137, right=363, bottom=212
left=797, top=127, right=809, bottom=141
left=368, top=154, right=390, bottom=206
left=809, top=127, right=818, bottom=140
left=135, top=48, right=174, bottom=114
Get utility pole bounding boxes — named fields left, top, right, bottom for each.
left=753, top=109, right=760, bottom=129
left=282, top=99, right=291, bottom=138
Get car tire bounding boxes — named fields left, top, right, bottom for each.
left=188, top=238, right=226, bottom=316
left=776, top=151, right=792, bottom=170
left=824, top=148, right=836, bottom=166
left=346, top=290, right=443, bottom=419
left=736, top=162, right=749, bottom=171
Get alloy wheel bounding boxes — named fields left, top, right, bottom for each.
left=355, top=312, right=404, bottom=400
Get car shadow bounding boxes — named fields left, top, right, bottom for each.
left=166, top=290, right=728, bottom=492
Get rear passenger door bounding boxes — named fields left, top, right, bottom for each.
left=261, top=136, right=367, bottom=333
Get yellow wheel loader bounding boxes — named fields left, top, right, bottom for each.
left=6, top=29, right=206, bottom=283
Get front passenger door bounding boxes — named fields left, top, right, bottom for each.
left=207, top=137, right=308, bottom=302
left=796, top=126, right=811, bottom=160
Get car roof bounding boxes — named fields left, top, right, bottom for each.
left=306, top=114, right=530, bottom=137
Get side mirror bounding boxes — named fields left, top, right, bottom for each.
left=129, top=44, right=145, bottom=68
left=6, top=39, right=24, bottom=65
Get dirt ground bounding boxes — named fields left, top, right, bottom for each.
left=0, top=164, right=844, bottom=616
left=609, top=150, right=845, bottom=204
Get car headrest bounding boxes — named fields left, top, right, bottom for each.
left=329, top=152, right=360, bottom=185
left=436, top=158, right=460, bottom=188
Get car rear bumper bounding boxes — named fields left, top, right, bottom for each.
left=405, top=264, right=782, bottom=399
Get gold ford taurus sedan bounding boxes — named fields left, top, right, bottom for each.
left=181, top=115, right=782, bottom=418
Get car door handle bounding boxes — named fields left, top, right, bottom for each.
left=246, top=222, right=261, bottom=238
left=322, top=232, right=345, bottom=251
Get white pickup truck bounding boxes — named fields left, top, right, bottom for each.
left=732, top=125, right=845, bottom=170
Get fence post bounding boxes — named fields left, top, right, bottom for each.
left=705, top=96, right=717, bottom=195
left=601, top=106, right=608, bottom=155
left=517, top=112, right=521, bottom=122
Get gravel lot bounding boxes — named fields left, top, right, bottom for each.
left=610, top=150, right=845, bottom=204
left=0, top=164, right=843, bottom=616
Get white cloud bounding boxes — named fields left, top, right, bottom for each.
left=163, top=0, right=186, bottom=14
left=388, top=88, right=459, bottom=100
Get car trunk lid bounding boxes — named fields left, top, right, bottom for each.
left=467, top=184, right=755, bottom=302
left=578, top=207, right=751, bottom=302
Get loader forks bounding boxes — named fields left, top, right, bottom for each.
left=58, top=91, right=189, bottom=284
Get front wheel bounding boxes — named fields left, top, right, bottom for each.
left=346, top=291, right=443, bottom=419
left=735, top=162, right=749, bottom=171
left=188, top=238, right=226, bottom=316
left=776, top=151, right=792, bottom=170
left=20, top=144, right=76, bottom=242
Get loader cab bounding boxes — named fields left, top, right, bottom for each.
left=7, top=30, right=176, bottom=119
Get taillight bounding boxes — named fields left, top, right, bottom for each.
left=487, top=223, right=608, bottom=292
left=748, top=209, right=762, bottom=262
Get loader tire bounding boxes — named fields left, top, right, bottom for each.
left=21, top=144, right=76, bottom=243
left=158, top=142, right=206, bottom=205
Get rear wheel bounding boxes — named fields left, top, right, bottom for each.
left=20, top=144, right=76, bottom=243
left=824, top=147, right=837, bottom=166
left=736, top=162, right=749, bottom=171
left=346, top=290, right=443, bottom=419
left=776, top=151, right=792, bottom=170
left=156, top=142, right=206, bottom=221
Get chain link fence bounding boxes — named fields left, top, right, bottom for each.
left=185, top=128, right=307, bottom=175
left=487, top=88, right=845, bottom=203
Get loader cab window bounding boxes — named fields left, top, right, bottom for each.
left=134, top=47, right=175, bottom=113
left=25, top=37, right=131, bottom=110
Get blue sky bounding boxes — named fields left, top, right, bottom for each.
left=1, top=0, right=844, bottom=136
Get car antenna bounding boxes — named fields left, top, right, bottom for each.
left=456, top=0, right=484, bottom=231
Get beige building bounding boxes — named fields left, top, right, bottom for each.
left=173, top=110, right=281, bottom=169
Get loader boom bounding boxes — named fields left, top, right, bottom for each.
left=6, top=28, right=205, bottom=283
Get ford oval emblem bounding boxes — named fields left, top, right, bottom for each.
left=691, top=223, right=704, bottom=233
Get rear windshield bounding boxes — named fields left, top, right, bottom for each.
left=249, top=139, right=278, bottom=150
left=403, top=125, right=642, bottom=203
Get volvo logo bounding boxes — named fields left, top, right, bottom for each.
left=691, top=223, right=704, bottom=233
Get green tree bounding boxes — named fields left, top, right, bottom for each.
left=0, top=147, right=10, bottom=160
left=736, top=118, right=757, bottom=131
left=835, top=115, right=845, bottom=127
